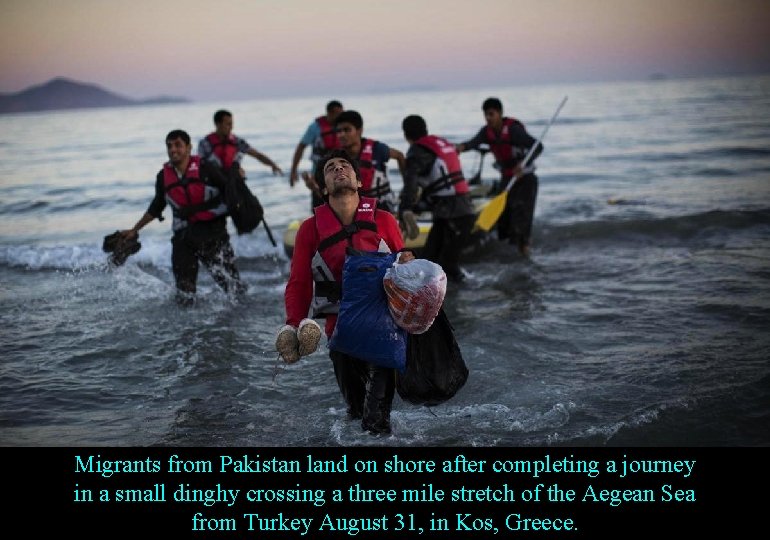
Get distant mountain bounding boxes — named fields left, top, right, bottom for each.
left=0, top=77, right=190, bottom=114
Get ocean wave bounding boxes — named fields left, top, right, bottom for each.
left=49, top=197, right=137, bottom=212
left=0, top=233, right=284, bottom=271
left=44, top=187, right=82, bottom=196
left=0, top=244, right=112, bottom=271
left=531, top=116, right=597, bottom=126
left=543, top=398, right=694, bottom=447
left=544, top=173, right=617, bottom=185
left=538, top=208, right=770, bottom=246
left=697, top=146, right=770, bottom=159
left=0, top=197, right=138, bottom=215
left=598, top=375, right=770, bottom=446
left=688, top=167, right=739, bottom=177
left=601, top=145, right=770, bottom=164
left=0, top=201, right=49, bottom=213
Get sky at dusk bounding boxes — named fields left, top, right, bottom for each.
left=1, top=0, right=769, bottom=102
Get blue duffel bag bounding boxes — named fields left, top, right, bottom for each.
left=329, top=250, right=407, bottom=372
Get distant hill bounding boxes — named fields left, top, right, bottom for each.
left=0, top=77, right=190, bottom=114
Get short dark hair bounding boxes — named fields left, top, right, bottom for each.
left=326, top=100, right=343, bottom=113
left=213, top=109, right=232, bottom=124
left=334, top=110, right=363, bottom=130
left=165, top=129, right=191, bottom=145
left=314, top=149, right=362, bottom=198
left=402, top=114, right=428, bottom=140
left=482, top=97, right=503, bottom=113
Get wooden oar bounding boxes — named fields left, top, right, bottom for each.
left=474, top=96, right=568, bottom=232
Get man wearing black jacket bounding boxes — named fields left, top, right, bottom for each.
left=120, top=129, right=245, bottom=304
left=399, top=115, right=475, bottom=283
left=456, top=97, right=542, bottom=256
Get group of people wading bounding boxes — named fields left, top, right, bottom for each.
left=119, top=98, right=544, bottom=435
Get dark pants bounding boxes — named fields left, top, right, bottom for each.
left=422, top=214, right=476, bottom=282
left=497, top=173, right=538, bottom=248
left=171, top=228, right=245, bottom=299
left=329, top=350, right=395, bottom=434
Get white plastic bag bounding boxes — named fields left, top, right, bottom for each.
left=383, top=258, right=446, bottom=334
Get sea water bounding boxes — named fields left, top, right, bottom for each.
left=0, top=75, right=768, bottom=446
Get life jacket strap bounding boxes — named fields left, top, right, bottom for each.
left=424, top=169, right=465, bottom=195
left=317, top=220, right=377, bottom=252
left=177, top=194, right=223, bottom=218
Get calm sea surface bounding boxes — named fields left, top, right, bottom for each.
left=1, top=76, right=768, bottom=447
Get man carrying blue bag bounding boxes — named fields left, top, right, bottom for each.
left=278, top=149, right=407, bottom=435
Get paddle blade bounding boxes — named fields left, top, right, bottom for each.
left=474, top=192, right=508, bottom=232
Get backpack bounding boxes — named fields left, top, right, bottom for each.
left=223, top=165, right=264, bottom=235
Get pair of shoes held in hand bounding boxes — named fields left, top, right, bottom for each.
left=275, top=318, right=322, bottom=364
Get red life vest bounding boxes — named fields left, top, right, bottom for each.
left=356, top=138, right=393, bottom=203
left=414, top=134, right=469, bottom=197
left=310, top=197, right=390, bottom=316
left=356, top=138, right=376, bottom=193
left=316, top=115, right=339, bottom=152
left=486, top=117, right=525, bottom=178
left=205, top=133, right=239, bottom=169
left=163, top=156, right=227, bottom=229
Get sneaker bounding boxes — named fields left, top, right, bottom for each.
left=275, top=325, right=300, bottom=364
left=297, top=318, right=321, bottom=356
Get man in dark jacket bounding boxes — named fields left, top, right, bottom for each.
left=456, top=97, right=542, bottom=256
left=400, top=115, right=475, bottom=282
left=120, top=129, right=245, bottom=305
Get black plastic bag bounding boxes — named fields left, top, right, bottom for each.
left=397, top=308, right=468, bottom=406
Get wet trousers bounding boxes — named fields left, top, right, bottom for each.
left=171, top=229, right=245, bottom=298
left=422, top=214, right=476, bottom=282
left=330, top=350, right=395, bottom=434
left=497, top=173, right=538, bottom=247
